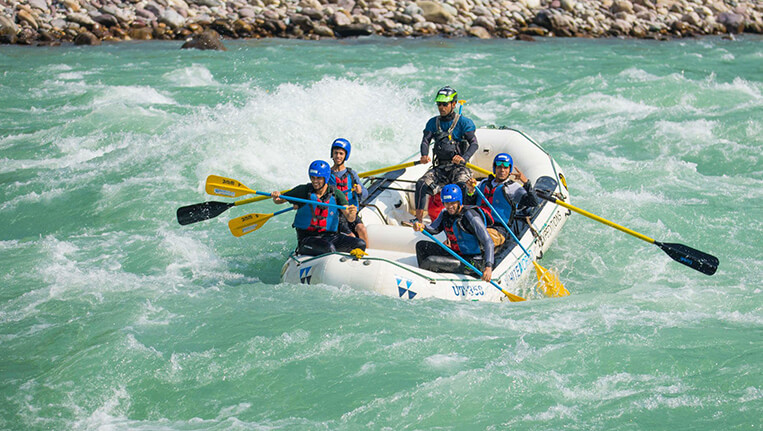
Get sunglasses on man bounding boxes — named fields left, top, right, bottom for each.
left=495, top=161, right=512, bottom=168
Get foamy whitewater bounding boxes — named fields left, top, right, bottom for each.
left=1, top=37, right=761, bottom=430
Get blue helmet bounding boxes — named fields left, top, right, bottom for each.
left=440, top=184, right=463, bottom=204
left=493, top=153, right=513, bottom=174
left=308, top=160, right=331, bottom=182
left=331, top=138, right=351, bottom=161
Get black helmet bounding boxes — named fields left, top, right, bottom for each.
left=434, top=86, right=458, bottom=103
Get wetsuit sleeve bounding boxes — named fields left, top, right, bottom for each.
left=463, top=191, right=478, bottom=206
left=463, top=179, right=485, bottom=206
left=519, top=180, right=539, bottom=207
left=465, top=210, right=494, bottom=268
left=423, top=212, right=445, bottom=235
left=420, top=117, right=437, bottom=156
left=283, top=184, right=310, bottom=200
left=351, top=170, right=368, bottom=203
left=420, top=130, right=434, bottom=157
left=461, top=130, right=479, bottom=161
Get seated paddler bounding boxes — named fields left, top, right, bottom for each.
left=271, top=160, right=366, bottom=257
left=412, top=184, right=495, bottom=282
left=465, top=153, right=539, bottom=246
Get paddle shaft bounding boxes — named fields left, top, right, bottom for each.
left=254, top=191, right=348, bottom=210
left=539, top=194, right=654, bottom=243
left=358, top=160, right=420, bottom=178
left=421, top=231, right=525, bottom=302
left=537, top=193, right=719, bottom=275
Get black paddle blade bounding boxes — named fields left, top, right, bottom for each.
left=176, top=201, right=234, bottom=225
left=655, top=241, right=719, bottom=276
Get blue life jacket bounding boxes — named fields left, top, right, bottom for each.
left=477, top=179, right=516, bottom=226
left=442, top=206, right=486, bottom=256
left=293, top=191, right=340, bottom=232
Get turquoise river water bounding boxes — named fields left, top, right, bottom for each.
left=1, top=36, right=762, bottom=430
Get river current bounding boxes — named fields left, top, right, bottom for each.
left=1, top=36, right=761, bottom=430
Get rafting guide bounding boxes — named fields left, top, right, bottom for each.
left=414, top=86, right=479, bottom=223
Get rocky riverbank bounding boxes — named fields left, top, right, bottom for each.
left=1, top=0, right=761, bottom=46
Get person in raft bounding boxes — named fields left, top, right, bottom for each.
left=412, top=184, right=495, bottom=281
left=413, top=86, right=479, bottom=222
left=328, top=138, right=369, bottom=245
left=465, top=152, right=539, bottom=247
left=271, top=160, right=366, bottom=256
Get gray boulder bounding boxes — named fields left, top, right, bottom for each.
left=160, top=9, right=186, bottom=29
left=0, top=15, right=18, bottom=44
left=717, top=12, right=745, bottom=33
left=417, top=1, right=453, bottom=24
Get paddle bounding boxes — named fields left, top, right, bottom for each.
left=420, top=230, right=525, bottom=302
left=178, top=161, right=423, bottom=226
left=228, top=207, right=294, bottom=237
left=176, top=191, right=290, bottom=226
left=536, top=192, right=719, bottom=276
left=206, top=162, right=422, bottom=200
left=357, top=160, right=422, bottom=179
left=474, top=187, right=569, bottom=298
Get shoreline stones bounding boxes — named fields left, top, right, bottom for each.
left=0, top=0, right=761, bottom=46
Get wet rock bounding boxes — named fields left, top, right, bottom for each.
left=468, top=25, right=491, bottom=38
left=533, top=9, right=554, bottom=30
left=210, top=19, right=236, bottom=37
left=128, top=26, right=153, bottom=39
left=16, top=27, right=38, bottom=44
left=0, top=15, right=19, bottom=43
left=611, top=18, right=633, bottom=34
left=94, top=13, right=120, bottom=27
left=334, top=23, right=374, bottom=36
left=74, top=30, right=101, bottom=44
left=313, top=24, right=334, bottom=36
left=181, top=29, right=227, bottom=49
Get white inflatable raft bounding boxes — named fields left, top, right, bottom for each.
left=280, top=128, right=571, bottom=302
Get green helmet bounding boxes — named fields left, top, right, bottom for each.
left=434, top=86, right=457, bottom=103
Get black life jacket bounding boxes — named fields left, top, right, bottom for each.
left=433, top=113, right=468, bottom=165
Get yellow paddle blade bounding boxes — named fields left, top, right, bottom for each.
left=501, top=288, right=526, bottom=302
left=228, top=213, right=274, bottom=237
left=206, top=175, right=257, bottom=198
left=533, top=261, right=569, bottom=297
